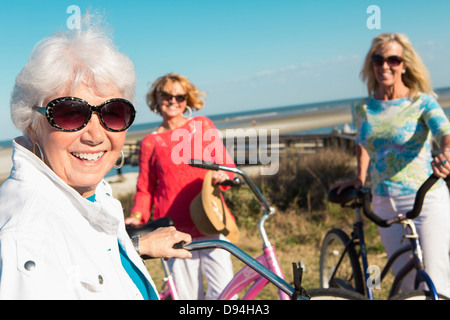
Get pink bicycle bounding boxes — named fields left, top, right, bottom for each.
left=187, top=160, right=297, bottom=300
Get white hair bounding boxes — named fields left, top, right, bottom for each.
left=10, top=15, right=136, bottom=135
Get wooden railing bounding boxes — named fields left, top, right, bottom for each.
left=122, top=132, right=356, bottom=167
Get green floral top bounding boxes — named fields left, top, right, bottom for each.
left=355, top=93, right=450, bottom=196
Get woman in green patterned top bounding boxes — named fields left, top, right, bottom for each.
left=331, top=33, right=450, bottom=297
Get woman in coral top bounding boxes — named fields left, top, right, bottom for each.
left=126, top=73, right=236, bottom=299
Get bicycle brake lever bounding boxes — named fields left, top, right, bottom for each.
left=291, top=262, right=310, bottom=300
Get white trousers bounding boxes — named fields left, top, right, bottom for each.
left=168, top=234, right=234, bottom=300
left=373, top=184, right=450, bottom=297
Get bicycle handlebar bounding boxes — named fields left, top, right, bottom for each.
left=407, top=175, right=441, bottom=220
left=126, top=217, right=175, bottom=238
left=184, top=239, right=306, bottom=299
left=218, top=178, right=242, bottom=187
left=360, top=188, right=389, bottom=228
left=362, top=174, right=440, bottom=228
left=189, top=159, right=276, bottom=247
left=188, top=159, right=274, bottom=215
left=189, top=159, right=222, bottom=171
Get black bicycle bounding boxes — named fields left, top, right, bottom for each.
left=320, top=174, right=449, bottom=300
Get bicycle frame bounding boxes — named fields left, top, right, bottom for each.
left=218, top=242, right=289, bottom=300
left=341, top=206, right=374, bottom=299
left=327, top=212, right=438, bottom=300
left=353, top=205, right=373, bottom=299
left=325, top=192, right=374, bottom=299
left=157, top=240, right=289, bottom=300
left=159, top=258, right=180, bottom=300
left=381, top=219, right=438, bottom=300
left=327, top=180, right=440, bottom=300
left=157, top=242, right=290, bottom=300
left=158, top=161, right=295, bottom=300
left=185, top=240, right=297, bottom=299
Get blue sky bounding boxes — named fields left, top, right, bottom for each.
left=0, top=0, right=449, bottom=141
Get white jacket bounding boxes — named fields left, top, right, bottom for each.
left=0, top=137, right=158, bottom=299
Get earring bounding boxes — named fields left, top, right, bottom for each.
left=184, top=106, right=193, bottom=118
left=33, top=142, right=44, bottom=162
left=402, top=69, right=406, bottom=74
left=153, top=105, right=160, bottom=115
left=113, top=150, right=125, bottom=169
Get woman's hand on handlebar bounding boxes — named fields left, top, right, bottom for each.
left=139, top=226, right=192, bottom=259
left=431, top=150, right=450, bottom=179
left=211, top=170, right=230, bottom=185
left=330, top=178, right=363, bottom=195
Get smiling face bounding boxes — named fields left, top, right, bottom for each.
left=31, top=85, right=127, bottom=198
left=373, top=41, right=405, bottom=91
left=156, top=81, right=188, bottom=120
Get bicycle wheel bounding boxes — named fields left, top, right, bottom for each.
left=307, top=288, right=367, bottom=300
left=389, top=290, right=450, bottom=300
left=319, top=228, right=365, bottom=294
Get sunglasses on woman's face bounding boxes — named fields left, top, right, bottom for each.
left=371, top=55, right=403, bottom=67
left=33, top=97, right=136, bottom=132
left=159, top=91, right=188, bottom=103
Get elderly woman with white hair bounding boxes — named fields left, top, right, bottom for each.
left=0, top=19, right=191, bottom=299
left=331, top=33, right=450, bottom=297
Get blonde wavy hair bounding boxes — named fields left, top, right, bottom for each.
left=146, top=73, right=206, bottom=115
left=360, top=32, right=436, bottom=98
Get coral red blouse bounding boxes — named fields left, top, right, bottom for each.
left=131, top=116, right=235, bottom=238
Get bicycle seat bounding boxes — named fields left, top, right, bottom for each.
left=126, top=217, right=175, bottom=238
left=328, top=187, right=359, bottom=204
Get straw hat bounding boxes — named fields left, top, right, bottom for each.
left=190, top=171, right=239, bottom=243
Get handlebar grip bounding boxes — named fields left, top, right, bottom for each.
left=189, top=159, right=220, bottom=170
left=218, top=178, right=242, bottom=187
left=126, top=217, right=175, bottom=238
left=405, top=174, right=440, bottom=220
left=172, top=241, right=185, bottom=250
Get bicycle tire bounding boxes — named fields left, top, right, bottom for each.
left=389, top=290, right=450, bottom=300
left=319, top=228, right=365, bottom=294
left=307, top=288, right=367, bottom=300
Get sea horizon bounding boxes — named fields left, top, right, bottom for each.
left=126, top=85, right=450, bottom=135
left=0, top=86, right=449, bottom=149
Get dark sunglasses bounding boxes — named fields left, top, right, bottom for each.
left=371, top=55, right=403, bottom=67
left=160, top=91, right=188, bottom=103
left=33, top=97, right=136, bottom=132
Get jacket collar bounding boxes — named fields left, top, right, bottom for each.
left=11, top=137, right=121, bottom=235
